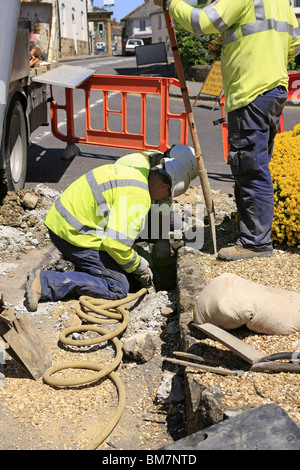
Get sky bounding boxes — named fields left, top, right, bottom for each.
left=93, top=0, right=144, bottom=22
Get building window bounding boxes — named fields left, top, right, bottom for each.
left=61, top=3, right=67, bottom=37
left=292, top=0, right=300, bottom=9
left=140, top=20, right=146, bottom=31
left=158, top=15, right=162, bottom=29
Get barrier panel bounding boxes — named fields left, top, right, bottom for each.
left=50, top=74, right=189, bottom=153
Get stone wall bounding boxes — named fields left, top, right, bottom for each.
left=60, top=38, right=89, bottom=58
left=183, top=64, right=211, bottom=82
left=176, top=246, right=229, bottom=435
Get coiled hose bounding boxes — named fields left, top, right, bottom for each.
left=43, top=288, right=147, bottom=450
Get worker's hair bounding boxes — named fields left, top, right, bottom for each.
left=150, top=168, right=171, bottom=186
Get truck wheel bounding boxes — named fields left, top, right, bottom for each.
left=3, top=98, right=27, bottom=190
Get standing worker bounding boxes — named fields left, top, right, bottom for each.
left=25, top=158, right=191, bottom=312
left=154, top=0, right=300, bottom=260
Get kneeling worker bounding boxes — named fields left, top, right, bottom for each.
left=25, top=157, right=191, bottom=311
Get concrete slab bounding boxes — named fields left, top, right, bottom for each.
left=161, top=403, right=300, bottom=450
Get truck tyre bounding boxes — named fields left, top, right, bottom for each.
left=3, top=97, right=27, bottom=190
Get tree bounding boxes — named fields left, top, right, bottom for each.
left=175, top=22, right=222, bottom=66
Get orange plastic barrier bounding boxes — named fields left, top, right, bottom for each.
left=50, top=74, right=189, bottom=153
left=218, top=72, right=300, bottom=163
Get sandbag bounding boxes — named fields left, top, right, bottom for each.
left=194, top=273, right=300, bottom=335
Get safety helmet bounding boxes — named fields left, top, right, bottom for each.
left=157, top=158, right=191, bottom=198
left=165, top=145, right=198, bottom=180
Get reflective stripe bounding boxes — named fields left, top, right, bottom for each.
left=294, top=26, right=300, bottom=39
left=204, top=4, right=228, bottom=33
left=253, top=0, right=265, bottom=20
left=242, top=18, right=294, bottom=36
left=191, top=7, right=203, bottom=34
left=223, top=0, right=295, bottom=45
left=55, top=198, right=97, bottom=235
left=85, top=170, right=149, bottom=223
left=223, top=31, right=238, bottom=45
left=86, top=170, right=149, bottom=199
left=98, top=178, right=149, bottom=193
left=86, top=171, right=110, bottom=222
left=121, top=251, right=137, bottom=270
left=191, top=0, right=296, bottom=45
left=56, top=196, right=136, bottom=245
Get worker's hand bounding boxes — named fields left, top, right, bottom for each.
left=133, top=257, right=154, bottom=289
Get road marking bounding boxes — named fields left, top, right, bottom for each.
left=31, top=91, right=119, bottom=143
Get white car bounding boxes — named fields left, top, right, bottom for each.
left=125, top=38, right=144, bottom=55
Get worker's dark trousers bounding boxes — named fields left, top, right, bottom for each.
left=39, top=230, right=130, bottom=301
left=227, top=86, right=287, bottom=251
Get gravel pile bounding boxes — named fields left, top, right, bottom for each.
left=175, top=186, right=300, bottom=433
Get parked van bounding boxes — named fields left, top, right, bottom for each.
left=95, top=42, right=106, bottom=53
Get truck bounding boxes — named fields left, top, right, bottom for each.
left=0, top=0, right=58, bottom=193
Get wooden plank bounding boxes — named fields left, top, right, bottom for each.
left=1, top=311, right=52, bottom=379
left=165, top=357, right=244, bottom=376
left=193, top=323, right=264, bottom=365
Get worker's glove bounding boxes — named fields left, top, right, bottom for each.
left=154, top=0, right=169, bottom=9
left=133, top=257, right=154, bottom=289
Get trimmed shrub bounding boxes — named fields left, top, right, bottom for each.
left=270, top=124, right=300, bottom=247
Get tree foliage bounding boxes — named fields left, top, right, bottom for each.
left=174, top=22, right=222, bottom=67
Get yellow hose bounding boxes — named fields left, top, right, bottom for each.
left=43, top=288, right=147, bottom=450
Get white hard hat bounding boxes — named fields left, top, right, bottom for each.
left=157, top=158, right=191, bottom=198
left=168, top=145, right=198, bottom=180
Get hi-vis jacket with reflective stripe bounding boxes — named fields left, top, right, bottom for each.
left=116, top=151, right=162, bottom=170
left=44, top=164, right=151, bottom=273
left=169, top=0, right=300, bottom=112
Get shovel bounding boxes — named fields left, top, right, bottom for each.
left=164, top=10, right=217, bottom=254
left=0, top=297, right=52, bottom=380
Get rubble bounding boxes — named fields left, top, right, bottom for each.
left=122, top=332, right=157, bottom=363
left=155, top=371, right=185, bottom=405
left=0, top=185, right=59, bottom=260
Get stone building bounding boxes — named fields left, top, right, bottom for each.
left=57, top=0, right=90, bottom=57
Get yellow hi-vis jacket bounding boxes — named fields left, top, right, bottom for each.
left=116, top=151, right=163, bottom=170
left=169, top=0, right=300, bottom=112
left=44, top=164, right=151, bottom=273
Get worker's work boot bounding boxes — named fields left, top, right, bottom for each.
left=218, top=245, right=273, bottom=261
left=25, top=268, right=42, bottom=312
